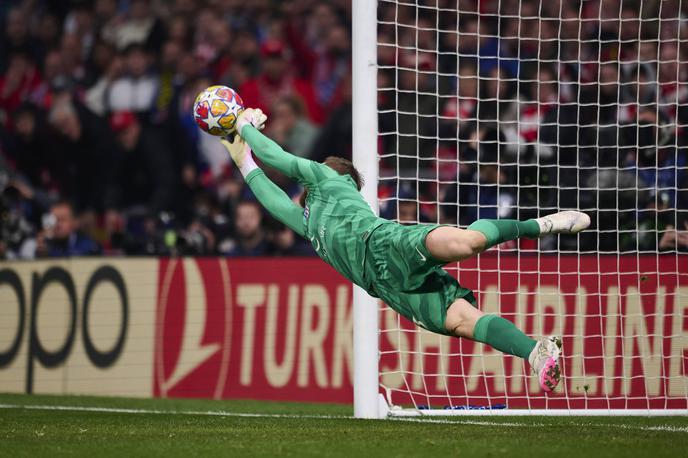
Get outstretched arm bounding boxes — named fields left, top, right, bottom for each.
left=245, top=169, right=305, bottom=237
left=220, top=135, right=305, bottom=237
left=237, top=109, right=335, bottom=186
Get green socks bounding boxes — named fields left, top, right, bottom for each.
left=467, top=219, right=540, bottom=249
left=460, top=219, right=541, bottom=358
left=472, top=314, right=537, bottom=360
left=457, top=220, right=541, bottom=359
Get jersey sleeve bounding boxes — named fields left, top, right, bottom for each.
left=244, top=168, right=306, bottom=237
left=241, top=125, right=336, bottom=187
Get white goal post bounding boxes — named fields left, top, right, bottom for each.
left=352, top=0, right=688, bottom=418
left=352, top=0, right=382, bottom=419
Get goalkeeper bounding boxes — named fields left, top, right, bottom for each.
left=222, top=108, right=591, bottom=392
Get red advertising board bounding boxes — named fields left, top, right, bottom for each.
left=153, top=257, right=354, bottom=402
left=152, top=255, right=688, bottom=409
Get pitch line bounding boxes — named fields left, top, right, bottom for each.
left=0, top=404, right=686, bottom=433
left=0, top=403, right=345, bottom=420
left=389, top=417, right=688, bottom=433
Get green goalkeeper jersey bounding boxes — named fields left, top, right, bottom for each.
left=241, top=125, right=385, bottom=291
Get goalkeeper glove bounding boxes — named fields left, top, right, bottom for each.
left=235, top=107, right=268, bottom=135
left=220, top=134, right=258, bottom=177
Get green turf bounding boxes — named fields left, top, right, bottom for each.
left=1, top=393, right=687, bottom=457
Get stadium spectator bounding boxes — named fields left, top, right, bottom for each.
left=478, top=66, right=518, bottom=124
left=271, top=223, right=315, bottom=257
left=0, top=52, right=41, bottom=126
left=106, top=44, right=159, bottom=116
left=398, top=199, right=420, bottom=225
left=459, top=14, right=520, bottom=77
left=177, top=219, right=217, bottom=255
left=107, top=110, right=176, bottom=214
left=444, top=128, right=516, bottom=224
left=623, top=110, right=687, bottom=210
left=391, top=51, right=439, bottom=175
left=302, top=3, right=342, bottom=51
left=35, top=200, right=101, bottom=257
left=619, top=64, right=658, bottom=124
left=440, top=61, right=479, bottom=140
left=166, top=14, right=192, bottom=49
left=239, top=40, right=322, bottom=123
left=46, top=95, right=115, bottom=211
left=206, top=20, right=234, bottom=83
left=84, top=43, right=124, bottom=116
left=31, top=49, right=69, bottom=109
left=108, top=0, right=166, bottom=52
left=0, top=7, right=38, bottom=70
left=0, top=160, right=41, bottom=260
left=476, top=65, right=520, bottom=157
left=659, top=221, right=688, bottom=251
left=63, top=4, right=98, bottom=62
left=287, top=19, right=351, bottom=120
left=93, top=0, right=120, bottom=45
left=518, top=65, right=559, bottom=157
left=59, top=32, right=88, bottom=88
left=32, top=12, right=61, bottom=65
left=267, top=95, right=319, bottom=158
left=226, top=29, right=261, bottom=81
left=223, top=200, right=273, bottom=257
left=5, top=104, right=50, bottom=189
left=309, top=75, right=352, bottom=162
left=193, top=8, right=225, bottom=69
left=658, top=42, right=688, bottom=125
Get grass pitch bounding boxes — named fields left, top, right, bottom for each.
left=1, top=393, right=687, bottom=457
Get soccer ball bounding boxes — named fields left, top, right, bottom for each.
left=193, top=85, right=244, bottom=136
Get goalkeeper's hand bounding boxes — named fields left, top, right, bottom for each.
left=220, top=134, right=258, bottom=177
left=235, top=107, right=268, bottom=134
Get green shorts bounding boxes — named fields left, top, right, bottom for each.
left=364, top=222, right=477, bottom=336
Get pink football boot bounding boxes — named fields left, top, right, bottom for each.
left=529, top=336, right=563, bottom=392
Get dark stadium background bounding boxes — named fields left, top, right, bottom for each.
left=0, top=0, right=686, bottom=260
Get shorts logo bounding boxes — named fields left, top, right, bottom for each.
left=412, top=315, right=428, bottom=330
left=415, top=246, right=427, bottom=262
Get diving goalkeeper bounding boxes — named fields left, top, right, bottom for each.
left=222, top=108, right=591, bottom=392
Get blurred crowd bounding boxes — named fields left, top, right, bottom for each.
left=1, top=0, right=687, bottom=260
left=378, top=0, right=688, bottom=252
left=0, top=0, right=352, bottom=258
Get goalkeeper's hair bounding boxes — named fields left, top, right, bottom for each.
left=323, top=156, right=363, bottom=190
left=299, top=156, right=363, bottom=206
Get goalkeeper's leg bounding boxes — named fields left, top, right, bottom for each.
left=426, top=211, right=591, bottom=262
left=445, top=298, right=562, bottom=392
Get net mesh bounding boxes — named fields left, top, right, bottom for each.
left=376, top=0, right=688, bottom=412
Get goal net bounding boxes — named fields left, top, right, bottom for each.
left=355, top=0, right=688, bottom=416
